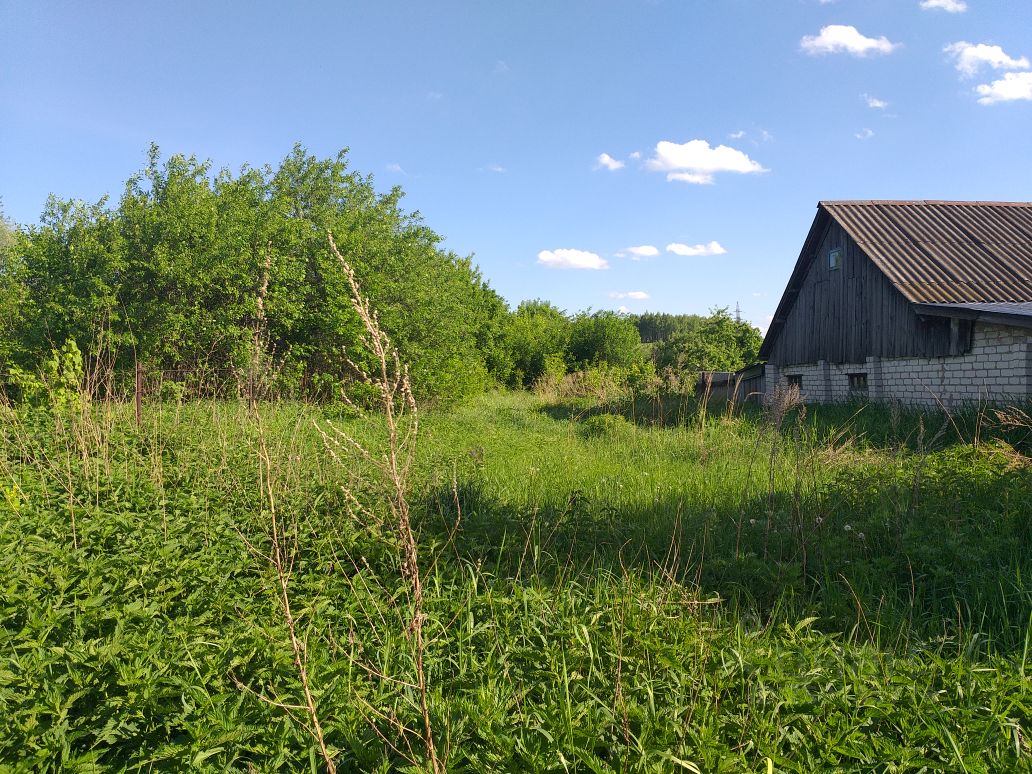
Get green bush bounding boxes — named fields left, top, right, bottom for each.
left=7, top=146, right=510, bottom=406
left=569, top=310, right=644, bottom=370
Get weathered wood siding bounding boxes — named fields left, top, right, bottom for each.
left=767, top=221, right=957, bottom=366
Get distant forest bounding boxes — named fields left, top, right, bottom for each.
left=0, top=146, right=761, bottom=403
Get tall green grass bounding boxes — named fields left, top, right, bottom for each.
left=1, top=392, right=1030, bottom=771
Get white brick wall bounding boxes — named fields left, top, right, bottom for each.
left=768, top=323, right=1032, bottom=406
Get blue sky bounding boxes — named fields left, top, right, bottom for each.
left=2, top=1, right=1031, bottom=330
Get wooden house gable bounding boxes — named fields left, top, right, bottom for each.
left=762, top=210, right=954, bottom=366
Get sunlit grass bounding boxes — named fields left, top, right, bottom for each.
left=1, top=391, right=1030, bottom=770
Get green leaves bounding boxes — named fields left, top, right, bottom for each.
left=3, top=366, right=1032, bottom=770
left=504, top=300, right=573, bottom=388
left=655, top=307, right=763, bottom=374
left=8, top=145, right=510, bottom=404
left=569, top=311, right=644, bottom=371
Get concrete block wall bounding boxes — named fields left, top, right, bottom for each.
left=768, top=323, right=1032, bottom=406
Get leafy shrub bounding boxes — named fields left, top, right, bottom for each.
left=8, top=146, right=510, bottom=406
left=569, top=310, right=644, bottom=370
left=503, top=300, right=571, bottom=388
left=654, top=307, right=761, bottom=373
left=7, top=339, right=85, bottom=411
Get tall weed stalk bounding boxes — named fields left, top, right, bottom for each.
left=317, top=233, right=445, bottom=774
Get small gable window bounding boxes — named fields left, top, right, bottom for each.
left=848, top=373, right=868, bottom=394
left=787, top=374, right=803, bottom=389
left=829, top=247, right=842, bottom=271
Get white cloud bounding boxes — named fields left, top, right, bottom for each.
left=646, top=139, right=766, bottom=184
left=943, top=42, right=1032, bottom=103
left=494, top=60, right=510, bottom=74
left=800, top=25, right=899, bottom=57
left=617, top=305, right=630, bottom=314
left=976, top=71, right=1032, bottom=104
left=628, top=151, right=642, bottom=160
left=855, top=128, right=875, bottom=140
left=537, top=248, right=609, bottom=270
left=595, top=153, right=625, bottom=171
left=920, top=0, right=967, bottom=12
left=386, top=163, right=405, bottom=174
left=666, top=172, right=717, bottom=184
left=728, top=129, right=773, bottom=144
left=945, top=42, right=1030, bottom=77
left=620, top=245, right=660, bottom=260
left=609, top=290, right=650, bottom=300
left=863, top=93, right=888, bottom=109
left=486, top=163, right=507, bottom=173
left=666, top=241, right=728, bottom=257
left=425, top=90, right=444, bottom=101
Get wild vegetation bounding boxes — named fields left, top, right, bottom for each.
left=0, top=147, right=513, bottom=404
left=2, top=344, right=1032, bottom=770
left=0, top=148, right=762, bottom=407
left=2, top=151, right=1029, bottom=771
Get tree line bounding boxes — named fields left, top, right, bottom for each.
left=0, top=146, right=762, bottom=403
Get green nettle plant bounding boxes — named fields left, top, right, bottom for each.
left=7, top=339, right=85, bottom=411
left=2, top=350, right=1031, bottom=769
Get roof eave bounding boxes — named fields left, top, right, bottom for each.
left=913, top=303, right=1032, bottom=331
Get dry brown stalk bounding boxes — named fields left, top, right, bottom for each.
left=253, top=412, right=337, bottom=773
left=320, top=232, right=445, bottom=774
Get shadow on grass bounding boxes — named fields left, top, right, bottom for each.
left=538, top=390, right=1032, bottom=456
left=418, top=441, right=1032, bottom=653
left=535, top=392, right=697, bottom=429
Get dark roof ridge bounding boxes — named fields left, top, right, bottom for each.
left=820, top=200, right=1032, bottom=207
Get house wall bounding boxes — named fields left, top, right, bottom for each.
left=737, top=374, right=765, bottom=402
left=765, top=218, right=956, bottom=366
left=765, top=322, right=1031, bottom=406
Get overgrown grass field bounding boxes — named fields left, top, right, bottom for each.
left=2, top=390, right=1031, bottom=771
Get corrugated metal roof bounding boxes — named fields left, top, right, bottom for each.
left=821, top=201, right=1032, bottom=303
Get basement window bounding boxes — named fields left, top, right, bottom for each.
left=848, top=373, right=868, bottom=394
left=829, top=247, right=842, bottom=271
left=786, top=374, right=803, bottom=389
